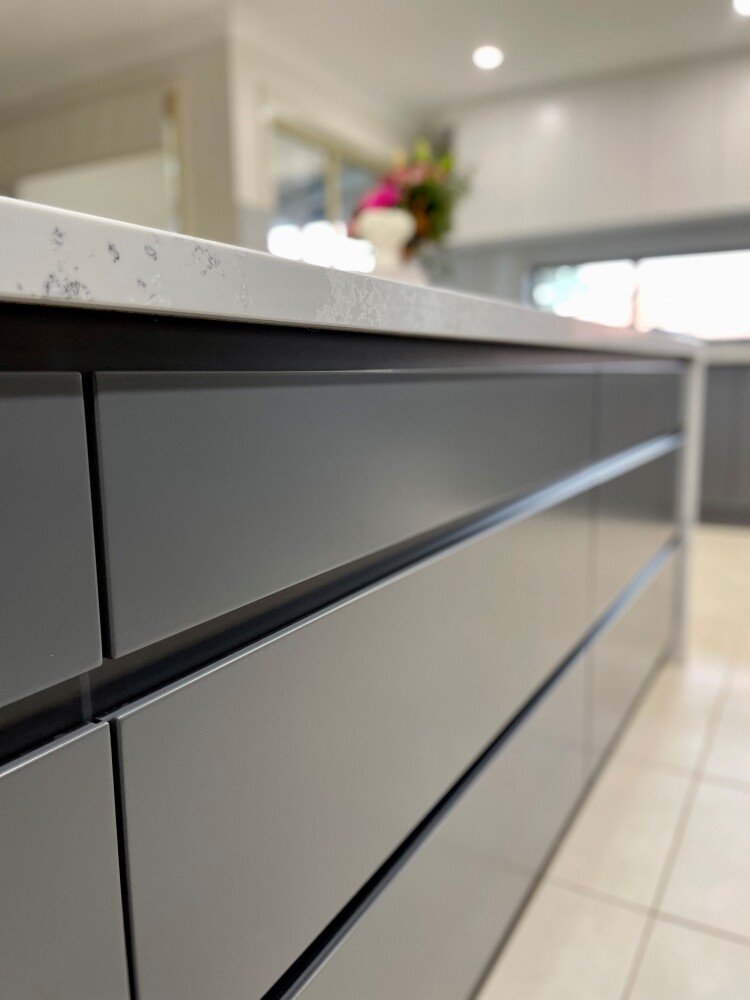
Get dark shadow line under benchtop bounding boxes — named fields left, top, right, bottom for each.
left=0, top=301, right=685, bottom=374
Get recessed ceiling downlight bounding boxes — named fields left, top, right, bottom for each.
left=734, top=0, right=750, bottom=15
left=473, top=45, right=504, bottom=70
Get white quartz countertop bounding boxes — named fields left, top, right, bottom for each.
left=1, top=197, right=747, bottom=363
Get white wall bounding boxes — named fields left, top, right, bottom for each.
left=0, top=42, right=238, bottom=245
left=227, top=16, right=410, bottom=249
left=0, top=24, right=409, bottom=251
left=173, top=41, right=236, bottom=245
left=16, top=150, right=171, bottom=230
left=451, top=52, right=750, bottom=247
left=0, top=83, right=164, bottom=187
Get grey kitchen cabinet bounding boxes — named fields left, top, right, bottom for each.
left=701, top=365, right=750, bottom=523
left=597, top=371, right=682, bottom=457
left=0, top=724, right=129, bottom=1000
left=594, top=451, right=678, bottom=618
left=701, top=367, right=735, bottom=514
left=112, top=493, right=592, bottom=1000
left=0, top=374, right=100, bottom=708
left=297, top=655, right=587, bottom=1000
left=589, top=554, right=676, bottom=768
left=93, top=372, right=594, bottom=655
left=736, top=367, right=750, bottom=509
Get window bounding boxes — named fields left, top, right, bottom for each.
left=530, top=250, right=750, bottom=340
left=531, top=260, right=637, bottom=328
left=267, top=123, right=380, bottom=272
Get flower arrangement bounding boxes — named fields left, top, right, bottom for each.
left=353, top=140, right=469, bottom=254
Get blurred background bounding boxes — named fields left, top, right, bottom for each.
left=3, top=0, right=750, bottom=337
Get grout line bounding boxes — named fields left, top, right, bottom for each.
left=699, top=771, right=750, bottom=794
left=656, top=909, right=750, bottom=951
left=619, top=646, right=735, bottom=999
left=619, top=914, right=658, bottom=1000
left=611, top=750, right=698, bottom=782
left=545, top=875, right=651, bottom=918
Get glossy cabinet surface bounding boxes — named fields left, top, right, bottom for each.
left=598, top=371, right=682, bottom=457
left=113, top=495, right=592, bottom=1000
left=0, top=725, right=129, bottom=1000
left=0, top=374, right=100, bottom=707
left=701, top=366, right=750, bottom=522
left=590, top=555, right=676, bottom=766
left=94, top=372, right=594, bottom=654
left=701, top=367, right=735, bottom=514
left=594, top=452, right=678, bottom=618
left=298, top=658, right=587, bottom=1000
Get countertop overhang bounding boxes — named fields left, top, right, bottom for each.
left=1, top=197, right=748, bottom=363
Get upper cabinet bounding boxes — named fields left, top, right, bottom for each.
left=0, top=374, right=100, bottom=708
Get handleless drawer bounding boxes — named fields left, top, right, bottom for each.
left=297, top=656, right=587, bottom=1000
left=0, top=725, right=129, bottom=1000
left=93, top=372, right=594, bottom=655
left=594, top=451, right=678, bottom=618
left=0, top=374, right=101, bottom=708
left=598, top=371, right=683, bottom=457
left=590, top=554, right=677, bottom=768
left=112, top=494, right=592, bottom=1000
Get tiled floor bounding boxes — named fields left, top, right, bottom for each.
left=479, top=525, right=750, bottom=1000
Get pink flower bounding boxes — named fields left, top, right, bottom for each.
left=358, top=181, right=402, bottom=210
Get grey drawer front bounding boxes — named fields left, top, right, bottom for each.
left=0, top=374, right=100, bottom=707
left=94, top=372, right=594, bottom=654
left=114, top=495, right=592, bottom=1000
left=299, top=658, right=587, bottom=1000
left=0, top=725, right=129, bottom=1000
left=598, top=372, right=682, bottom=457
left=701, top=367, right=735, bottom=512
left=591, top=555, right=676, bottom=765
left=738, top=368, right=750, bottom=507
left=594, top=451, right=678, bottom=618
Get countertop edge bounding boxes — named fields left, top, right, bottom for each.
left=0, top=197, right=742, bottom=362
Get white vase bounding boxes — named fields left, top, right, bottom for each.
left=356, top=207, right=416, bottom=276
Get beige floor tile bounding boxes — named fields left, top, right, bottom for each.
left=703, top=680, right=750, bottom=789
left=687, top=618, right=744, bottom=661
left=477, top=883, right=644, bottom=1000
left=629, top=919, right=750, bottom=1000
left=550, top=759, right=690, bottom=908
left=661, top=782, right=750, bottom=939
left=616, top=661, right=727, bottom=773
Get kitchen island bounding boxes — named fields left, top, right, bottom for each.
left=0, top=197, right=724, bottom=1000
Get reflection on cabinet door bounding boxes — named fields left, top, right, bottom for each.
left=594, top=451, right=678, bottom=618
left=0, top=374, right=100, bottom=708
left=113, top=494, right=592, bottom=1000
left=701, top=367, right=734, bottom=514
left=0, top=724, right=129, bottom=1000
left=598, top=371, right=682, bottom=457
left=590, top=554, right=676, bottom=768
left=94, top=372, right=594, bottom=654
left=736, top=369, right=750, bottom=510
left=298, top=657, right=586, bottom=1000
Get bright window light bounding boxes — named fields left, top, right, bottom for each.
left=473, top=45, right=504, bottom=70
left=734, top=0, right=750, bottom=16
left=267, top=221, right=375, bottom=273
left=531, top=261, right=637, bottom=328
left=636, top=251, right=750, bottom=339
left=301, top=221, right=337, bottom=267
left=267, top=224, right=303, bottom=260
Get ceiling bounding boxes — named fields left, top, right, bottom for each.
left=2, top=0, right=750, bottom=118
left=241, top=0, right=750, bottom=118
